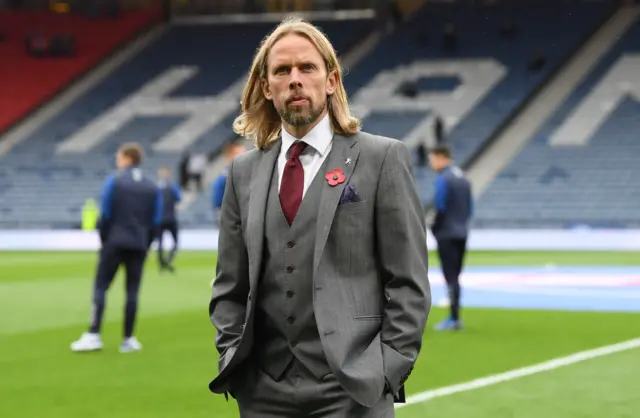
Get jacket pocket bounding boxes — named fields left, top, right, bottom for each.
left=337, top=199, right=368, bottom=213
left=354, top=315, right=383, bottom=321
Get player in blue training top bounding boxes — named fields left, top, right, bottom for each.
left=429, top=145, right=473, bottom=331
left=71, top=142, right=163, bottom=353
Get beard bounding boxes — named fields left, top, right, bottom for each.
left=277, top=97, right=325, bottom=127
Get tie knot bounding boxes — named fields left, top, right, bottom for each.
left=288, top=141, right=307, bottom=160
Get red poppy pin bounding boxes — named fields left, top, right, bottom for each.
left=325, top=168, right=345, bottom=187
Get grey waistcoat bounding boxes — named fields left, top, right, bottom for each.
left=254, top=152, right=332, bottom=381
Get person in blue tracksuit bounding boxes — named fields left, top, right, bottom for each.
left=71, top=142, right=163, bottom=353
left=429, top=145, right=473, bottom=331
left=211, top=142, right=246, bottom=224
left=211, top=168, right=227, bottom=224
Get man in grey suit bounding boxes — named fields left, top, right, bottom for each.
left=208, top=16, right=431, bottom=417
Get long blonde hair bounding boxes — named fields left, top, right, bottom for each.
left=233, top=15, right=361, bottom=149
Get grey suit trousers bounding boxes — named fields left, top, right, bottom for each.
left=230, top=359, right=395, bottom=418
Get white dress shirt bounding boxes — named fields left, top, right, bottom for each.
left=278, top=113, right=333, bottom=197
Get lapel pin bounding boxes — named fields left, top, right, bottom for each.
left=345, top=158, right=352, bottom=165
left=326, top=168, right=345, bottom=187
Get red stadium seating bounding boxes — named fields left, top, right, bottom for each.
left=0, top=10, right=161, bottom=133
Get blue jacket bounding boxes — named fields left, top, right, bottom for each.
left=431, top=165, right=473, bottom=240
left=98, top=166, right=163, bottom=250
left=212, top=169, right=228, bottom=210
left=158, top=180, right=182, bottom=223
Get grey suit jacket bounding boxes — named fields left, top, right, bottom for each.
left=208, top=131, right=431, bottom=407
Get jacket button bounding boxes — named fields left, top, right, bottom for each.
left=287, top=241, right=295, bottom=248
left=286, top=291, right=294, bottom=298
left=286, top=265, right=294, bottom=273
left=287, top=316, right=295, bottom=324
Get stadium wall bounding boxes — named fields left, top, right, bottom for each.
left=1, top=229, right=639, bottom=251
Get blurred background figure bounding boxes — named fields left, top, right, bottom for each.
left=186, top=151, right=207, bottom=191
left=428, top=145, right=473, bottom=331
left=178, top=152, right=190, bottom=189
left=71, top=142, right=162, bottom=354
left=211, top=142, right=247, bottom=224
left=81, top=198, right=100, bottom=231
left=156, top=166, right=182, bottom=273
left=416, top=114, right=445, bottom=168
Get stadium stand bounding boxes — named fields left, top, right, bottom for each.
left=0, top=18, right=374, bottom=229
left=348, top=0, right=613, bottom=207
left=0, top=9, right=161, bottom=132
left=474, top=17, right=640, bottom=229
left=0, top=0, right=621, bottom=229
left=187, top=0, right=615, bottom=225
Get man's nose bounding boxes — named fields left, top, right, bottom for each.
left=288, top=69, right=303, bottom=89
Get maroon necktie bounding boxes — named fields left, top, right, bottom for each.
left=280, top=141, right=308, bottom=225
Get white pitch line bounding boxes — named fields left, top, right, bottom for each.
left=396, top=337, right=640, bottom=409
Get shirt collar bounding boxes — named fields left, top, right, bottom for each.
left=281, top=113, right=333, bottom=157
left=439, top=163, right=453, bottom=174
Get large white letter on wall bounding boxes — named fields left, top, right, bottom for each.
left=56, top=66, right=243, bottom=154
left=349, top=59, right=507, bottom=144
left=549, top=54, right=640, bottom=146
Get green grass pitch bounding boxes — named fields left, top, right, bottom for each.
left=0, top=250, right=638, bottom=417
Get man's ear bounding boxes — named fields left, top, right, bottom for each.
left=325, top=69, right=338, bottom=96
left=261, top=78, right=272, bottom=100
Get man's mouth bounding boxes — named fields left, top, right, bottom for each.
left=288, top=96, right=308, bottom=105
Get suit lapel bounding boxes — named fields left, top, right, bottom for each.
left=246, top=139, right=281, bottom=291
left=313, top=134, right=360, bottom=276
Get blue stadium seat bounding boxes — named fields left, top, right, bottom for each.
left=475, top=21, right=640, bottom=229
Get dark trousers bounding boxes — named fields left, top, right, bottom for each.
left=230, top=357, right=394, bottom=418
left=157, top=220, right=179, bottom=267
left=89, top=245, right=148, bottom=338
left=436, top=238, right=467, bottom=320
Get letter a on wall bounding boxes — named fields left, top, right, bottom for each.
left=549, top=54, right=640, bottom=146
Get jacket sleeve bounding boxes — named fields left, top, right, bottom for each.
left=209, top=158, right=250, bottom=360
left=375, top=140, right=432, bottom=395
